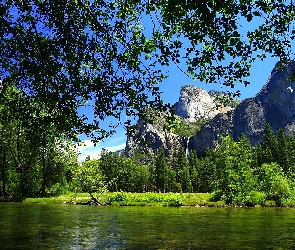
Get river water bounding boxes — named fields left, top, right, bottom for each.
left=1, top=203, right=295, bottom=249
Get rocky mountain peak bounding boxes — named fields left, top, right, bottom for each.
left=189, top=60, right=295, bottom=156
left=125, top=84, right=239, bottom=156
left=126, top=60, right=295, bottom=158
left=174, top=85, right=219, bottom=121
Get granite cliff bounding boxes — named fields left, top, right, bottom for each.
left=189, top=61, right=295, bottom=156
left=125, top=85, right=236, bottom=156
left=126, top=61, right=295, bottom=157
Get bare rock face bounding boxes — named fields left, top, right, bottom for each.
left=126, top=61, right=295, bottom=157
left=189, top=61, right=295, bottom=156
left=174, top=85, right=220, bottom=121
left=125, top=85, right=232, bottom=156
left=188, top=111, right=235, bottom=156
left=125, top=121, right=185, bottom=157
left=255, top=62, right=295, bottom=130
left=232, top=98, right=266, bottom=145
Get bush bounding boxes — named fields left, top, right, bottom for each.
left=107, top=191, right=128, bottom=203
left=214, top=200, right=227, bottom=207
left=48, top=182, right=69, bottom=196
left=280, top=189, right=295, bottom=207
left=259, top=163, right=291, bottom=205
left=209, top=190, right=223, bottom=202
left=244, top=191, right=266, bottom=207
left=265, top=200, right=276, bottom=207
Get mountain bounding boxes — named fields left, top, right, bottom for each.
left=125, top=61, right=295, bottom=157
left=189, top=61, right=295, bottom=156
left=125, top=85, right=237, bottom=156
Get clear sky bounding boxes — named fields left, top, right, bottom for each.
left=76, top=5, right=291, bottom=161
left=77, top=54, right=279, bottom=162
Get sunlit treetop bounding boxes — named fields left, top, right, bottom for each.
left=0, top=0, right=294, bottom=141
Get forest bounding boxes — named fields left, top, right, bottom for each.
left=74, top=123, right=295, bottom=207
left=1, top=87, right=295, bottom=208
left=1, top=1, right=295, bottom=207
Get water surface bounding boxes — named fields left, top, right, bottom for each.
left=1, top=203, right=295, bottom=249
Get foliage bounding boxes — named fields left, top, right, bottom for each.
left=258, top=163, right=291, bottom=205
left=99, top=150, right=150, bottom=192
left=264, top=200, right=277, bottom=207
left=210, top=90, right=241, bottom=109
left=207, top=135, right=257, bottom=205
left=104, top=192, right=210, bottom=207
left=71, top=158, right=106, bottom=204
left=1, top=1, right=295, bottom=140
left=0, top=86, right=78, bottom=199
left=173, top=119, right=208, bottom=138
left=246, top=191, right=266, bottom=207
left=5, top=120, right=295, bottom=208
left=154, top=0, right=295, bottom=87
left=209, top=190, right=224, bottom=202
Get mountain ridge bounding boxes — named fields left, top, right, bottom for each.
left=125, top=61, right=295, bottom=157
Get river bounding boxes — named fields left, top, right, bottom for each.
left=1, top=203, right=295, bottom=249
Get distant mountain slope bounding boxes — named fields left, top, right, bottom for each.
left=126, top=61, right=295, bottom=157
left=189, top=61, right=295, bottom=156
left=125, top=85, right=237, bottom=156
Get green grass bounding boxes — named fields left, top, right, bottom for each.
left=23, top=192, right=93, bottom=204
left=23, top=191, right=295, bottom=207
left=23, top=192, right=212, bottom=207
left=103, top=192, right=211, bottom=206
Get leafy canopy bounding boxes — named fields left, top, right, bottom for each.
left=1, top=0, right=295, bottom=140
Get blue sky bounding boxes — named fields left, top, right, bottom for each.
left=77, top=55, right=279, bottom=162
left=76, top=6, right=286, bottom=161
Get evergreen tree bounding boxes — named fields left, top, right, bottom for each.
left=174, top=147, right=189, bottom=183
left=188, top=150, right=200, bottom=192
left=154, top=148, right=168, bottom=192
left=276, top=128, right=290, bottom=174
left=179, top=166, right=192, bottom=193
left=166, top=169, right=181, bottom=193
left=199, top=149, right=217, bottom=193
left=256, top=143, right=272, bottom=167
left=286, top=135, right=295, bottom=175
left=170, top=150, right=180, bottom=174
left=261, top=122, right=278, bottom=163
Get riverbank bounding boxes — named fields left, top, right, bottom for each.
left=20, top=191, right=295, bottom=207
left=23, top=192, right=214, bottom=207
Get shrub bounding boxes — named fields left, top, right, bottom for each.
left=107, top=191, right=128, bottom=203
left=244, top=191, right=266, bottom=206
left=265, top=200, right=276, bottom=207
left=209, top=190, right=223, bottom=202
left=259, top=163, right=291, bottom=205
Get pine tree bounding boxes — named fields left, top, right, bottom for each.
left=188, top=150, right=200, bottom=192
left=276, top=128, right=290, bottom=174
left=199, top=149, right=216, bottom=193
left=170, top=147, right=193, bottom=192
left=154, top=148, right=168, bottom=192
left=286, top=136, right=295, bottom=175
left=179, top=166, right=192, bottom=193
left=166, top=168, right=180, bottom=192
left=261, top=122, right=278, bottom=163
left=170, top=147, right=188, bottom=183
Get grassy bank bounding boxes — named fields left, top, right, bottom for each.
left=23, top=192, right=212, bottom=207
left=22, top=191, right=295, bottom=207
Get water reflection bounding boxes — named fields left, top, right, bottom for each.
left=1, top=203, right=295, bottom=249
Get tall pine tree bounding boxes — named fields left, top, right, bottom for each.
left=276, top=128, right=290, bottom=174
left=154, top=148, right=168, bottom=192
left=260, top=122, right=278, bottom=163
left=188, top=150, right=200, bottom=193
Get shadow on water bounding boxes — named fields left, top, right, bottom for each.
left=1, top=203, right=295, bottom=249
